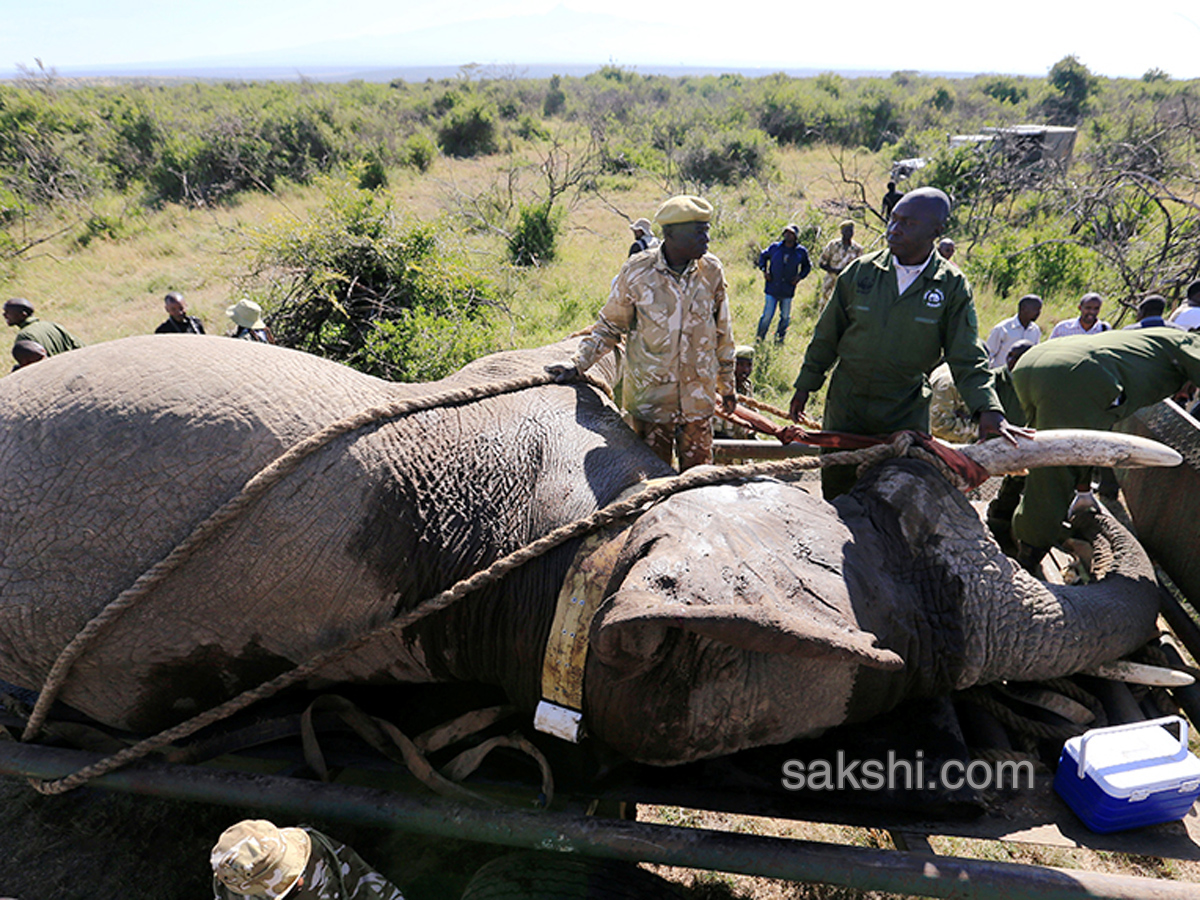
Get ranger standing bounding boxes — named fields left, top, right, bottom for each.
left=789, top=187, right=1021, bottom=499
left=1009, top=327, right=1200, bottom=572
left=547, top=195, right=737, bottom=471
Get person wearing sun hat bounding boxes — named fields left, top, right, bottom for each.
left=211, top=819, right=405, bottom=900
left=547, top=194, right=738, bottom=471
left=226, top=299, right=275, bottom=344
left=628, top=216, right=659, bottom=256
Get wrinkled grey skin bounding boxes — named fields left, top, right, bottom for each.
left=0, top=336, right=1161, bottom=765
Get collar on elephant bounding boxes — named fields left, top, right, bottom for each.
left=534, top=479, right=670, bottom=743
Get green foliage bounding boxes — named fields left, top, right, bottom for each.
left=437, top=102, right=498, bottom=158
left=77, top=212, right=127, bottom=247
left=354, top=152, right=388, bottom=190
left=246, top=178, right=502, bottom=381
left=401, top=132, right=438, bottom=172
left=980, top=77, right=1028, bottom=105
left=1042, top=55, right=1099, bottom=124
left=508, top=200, right=561, bottom=266
left=677, top=127, right=775, bottom=186
left=543, top=74, right=566, bottom=117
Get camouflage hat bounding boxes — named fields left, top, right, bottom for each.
left=211, top=820, right=311, bottom=899
left=654, top=195, right=713, bottom=226
left=226, top=299, right=266, bottom=330
left=630, top=217, right=653, bottom=233
left=734, top=345, right=755, bottom=360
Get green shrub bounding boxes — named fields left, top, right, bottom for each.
left=401, top=132, right=438, bottom=172
left=677, top=127, right=775, bottom=186
left=437, top=102, right=498, bottom=158
left=508, top=200, right=561, bottom=266
left=355, top=154, right=388, bottom=190
left=245, top=177, right=503, bottom=380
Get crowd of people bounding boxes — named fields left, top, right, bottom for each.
left=4, top=292, right=276, bottom=372
left=9, top=189, right=1200, bottom=577
left=549, top=187, right=1200, bottom=578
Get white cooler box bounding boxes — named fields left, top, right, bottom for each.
left=1054, top=716, right=1200, bottom=833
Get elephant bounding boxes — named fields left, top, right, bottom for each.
left=0, top=335, right=1178, bottom=767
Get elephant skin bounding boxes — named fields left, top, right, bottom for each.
left=0, top=336, right=1162, bottom=765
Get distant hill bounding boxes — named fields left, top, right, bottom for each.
left=37, top=6, right=957, bottom=82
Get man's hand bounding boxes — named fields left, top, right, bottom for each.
left=721, top=393, right=737, bottom=415
left=977, top=410, right=1033, bottom=446
left=788, top=388, right=810, bottom=423
left=544, top=363, right=580, bottom=384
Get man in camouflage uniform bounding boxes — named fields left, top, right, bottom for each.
left=547, top=195, right=737, bottom=471
left=929, top=340, right=1032, bottom=444
left=212, top=819, right=405, bottom=900
left=713, top=345, right=756, bottom=440
left=816, top=221, right=863, bottom=311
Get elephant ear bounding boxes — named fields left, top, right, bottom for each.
left=592, top=590, right=904, bottom=672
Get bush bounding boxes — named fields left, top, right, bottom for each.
left=244, top=177, right=503, bottom=380
left=677, top=127, right=775, bottom=186
left=355, top=153, right=388, bottom=190
left=401, top=132, right=438, bottom=172
left=437, top=102, right=498, bottom=158
left=508, top=200, right=561, bottom=266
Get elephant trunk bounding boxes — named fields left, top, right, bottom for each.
left=962, top=513, right=1160, bottom=688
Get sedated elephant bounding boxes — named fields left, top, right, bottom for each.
left=0, top=335, right=1177, bottom=766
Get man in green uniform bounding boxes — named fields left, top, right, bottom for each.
left=788, top=187, right=1020, bottom=499
left=3, top=298, right=83, bottom=356
left=1009, top=327, right=1200, bottom=571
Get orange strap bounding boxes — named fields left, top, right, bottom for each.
left=714, top=406, right=990, bottom=489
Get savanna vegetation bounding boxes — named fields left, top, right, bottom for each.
left=3, top=57, right=1200, bottom=415
left=4, top=57, right=1200, bottom=900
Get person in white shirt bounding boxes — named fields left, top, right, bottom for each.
left=1169, top=280, right=1200, bottom=331
left=1049, top=292, right=1111, bottom=339
left=985, top=294, right=1042, bottom=366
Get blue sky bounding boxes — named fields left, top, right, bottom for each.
left=4, top=1, right=1200, bottom=79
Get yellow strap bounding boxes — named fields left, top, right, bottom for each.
left=539, top=522, right=629, bottom=713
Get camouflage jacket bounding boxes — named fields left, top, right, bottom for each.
left=817, top=238, right=864, bottom=276
left=573, top=246, right=736, bottom=423
left=215, top=829, right=405, bottom=900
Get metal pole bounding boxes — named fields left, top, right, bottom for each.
left=0, top=741, right=1195, bottom=900
left=713, top=440, right=819, bottom=463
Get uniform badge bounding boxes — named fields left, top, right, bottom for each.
left=924, top=289, right=944, bottom=309
left=857, top=277, right=874, bottom=293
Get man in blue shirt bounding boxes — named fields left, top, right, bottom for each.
left=755, top=224, right=811, bottom=344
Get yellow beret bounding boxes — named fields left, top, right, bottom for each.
left=654, top=195, right=713, bottom=226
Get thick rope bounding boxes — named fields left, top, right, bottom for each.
left=23, top=370, right=610, bottom=743
left=26, top=425, right=925, bottom=794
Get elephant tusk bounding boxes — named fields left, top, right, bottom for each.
left=959, top=429, right=1182, bottom=476
left=1082, top=659, right=1196, bottom=687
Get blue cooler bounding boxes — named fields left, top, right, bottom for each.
left=1054, top=716, right=1200, bottom=833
